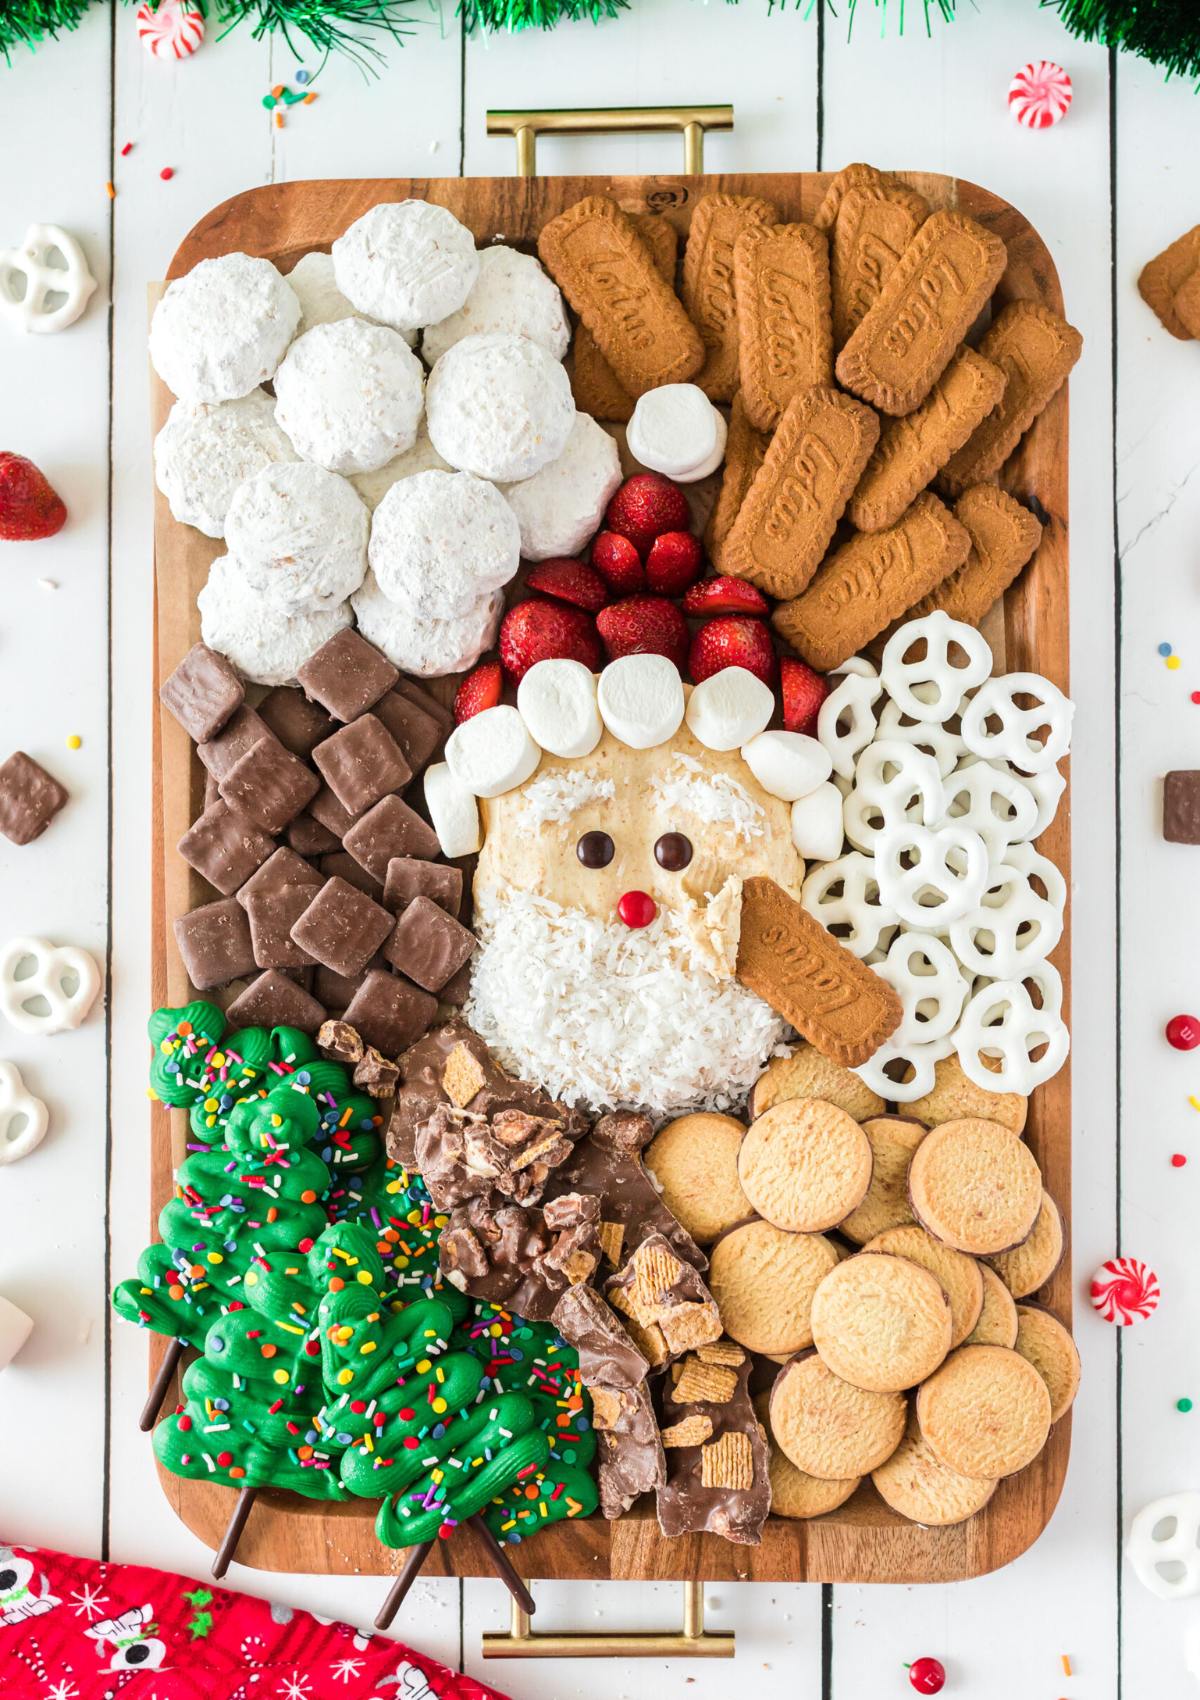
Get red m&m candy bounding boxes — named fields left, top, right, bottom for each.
left=1166, top=1014, right=1200, bottom=1050
left=908, top=1657, right=945, bottom=1694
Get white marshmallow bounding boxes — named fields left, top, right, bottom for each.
left=626, top=383, right=728, bottom=482
left=368, top=469, right=520, bottom=619
left=517, top=659, right=603, bottom=759
left=597, top=655, right=685, bottom=750
left=685, top=667, right=775, bottom=752
left=332, top=200, right=480, bottom=332
left=351, top=570, right=502, bottom=678
left=425, top=332, right=575, bottom=483
left=501, top=413, right=622, bottom=561
left=198, top=555, right=351, bottom=686
left=349, top=420, right=450, bottom=511
left=421, top=244, right=569, bottom=365
left=224, top=462, right=368, bottom=611
left=446, top=705, right=541, bottom=799
left=790, top=782, right=845, bottom=861
left=0, top=1294, right=33, bottom=1371
left=149, top=253, right=300, bottom=403
left=741, top=730, right=833, bottom=802
left=424, top=761, right=483, bottom=858
left=154, top=391, right=297, bottom=539
left=273, top=318, right=425, bottom=475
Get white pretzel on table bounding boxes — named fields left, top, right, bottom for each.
left=817, top=668, right=882, bottom=780
left=880, top=610, right=993, bottom=724
left=954, top=964, right=1069, bottom=1093
left=854, top=1033, right=955, bottom=1103
left=876, top=695, right=966, bottom=778
left=843, top=739, right=945, bottom=854
left=875, top=823, right=990, bottom=930
left=1127, top=1493, right=1200, bottom=1600
left=942, top=756, right=1040, bottom=864
left=0, top=1061, right=49, bottom=1165
left=0, top=224, right=98, bottom=335
left=960, top=671, right=1074, bottom=774
left=0, top=936, right=102, bottom=1037
left=948, top=859, right=1063, bottom=978
left=801, top=850, right=899, bottom=960
left=873, top=929, right=969, bottom=1046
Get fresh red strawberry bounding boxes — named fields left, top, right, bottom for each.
left=590, top=530, right=645, bottom=595
left=0, top=453, right=67, bottom=541
left=780, top=656, right=829, bottom=736
left=524, top=557, right=609, bottom=613
left=596, top=596, right=689, bottom=670
left=604, top=473, right=690, bottom=558
left=688, top=617, right=778, bottom=687
left=499, top=598, right=601, bottom=684
left=454, top=660, right=503, bottom=724
left=681, top=575, right=770, bottom=618
left=645, top=530, right=702, bottom=596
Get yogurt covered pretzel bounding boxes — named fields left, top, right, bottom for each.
left=961, top=671, right=1074, bottom=774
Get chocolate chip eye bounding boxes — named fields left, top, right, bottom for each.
left=654, top=832, right=693, bottom=871
left=577, top=830, right=614, bottom=869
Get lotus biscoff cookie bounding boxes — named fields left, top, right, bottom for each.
left=1175, top=267, right=1200, bottom=338
left=836, top=210, right=1008, bottom=416
left=813, top=162, right=889, bottom=234
left=770, top=1350, right=906, bottom=1479
left=752, top=1391, right=861, bottom=1518
left=847, top=348, right=1006, bottom=533
left=830, top=178, right=930, bottom=349
left=706, top=393, right=771, bottom=565
left=864, top=1223, right=984, bottom=1347
left=984, top=1190, right=1065, bottom=1298
left=720, top=386, right=880, bottom=599
left=749, top=1042, right=885, bottom=1123
left=737, top=1099, right=873, bottom=1234
left=965, top=1263, right=1019, bottom=1348
left=1138, top=222, right=1200, bottom=339
left=572, top=214, right=679, bottom=421
left=645, top=1112, right=753, bottom=1246
left=908, top=1116, right=1043, bottom=1256
left=938, top=301, right=1083, bottom=494
left=810, top=1251, right=952, bottom=1392
left=682, top=192, right=779, bottom=402
left=838, top=1114, right=926, bottom=1245
left=1014, top=1304, right=1081, bottom=1422
left=872, top=1410, right=998, bottom=1526
left=904, top=1053, right=1028, bottom=1135
left=733, top=222, right=834, bottom=431
left=916, top=1344, right=1051, bottom=1479
left=538, top=195, right=704, bottom=394
left=708, top=1220, right=840, bottom=1357
left=735, top=876, right=903, bottom=1068
left=771, top=491, right=972, bottom=671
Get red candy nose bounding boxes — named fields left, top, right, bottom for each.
left=617, top=891, right=657, bottom=929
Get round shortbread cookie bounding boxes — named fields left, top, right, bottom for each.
left=770, top=1352, right=907, bottom=1480
left=905, top=1054, right=1027, bottom=1135
left=872, top=1411, right=998, bottom=1526
left=644, top=1113, right=753, bottom=1245
left=916, top=1344, right=1052, bottom=1479
left=749, top=1044, right=885, bottom=1122
left=810, top=1252, right=952, bottom=1393
left=421, top=244, right=570, bottom=365
left=1014, top=1304, right=1080, bottom=1422
left=738, top=1100, right=873, bottom=1234
left=708, top=1221, right=840, bottom=1357
left=965, top=1263, right=1019, bottom=1348
left=863, top=1225, right=984, bottom=1348
left=332, top=200, right=479, bottom=332
left=908, top=1117, right=1043, bottom=1256
left=752, top=1391, right=861, bottom=1519
left=839, top=1116, right=926, bottom=1245
left=984, top=1190, right=1064, bottom=1298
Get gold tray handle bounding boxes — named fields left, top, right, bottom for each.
left=481, top=1577, right=734, bottom=1659
left=486, top=104, right=734, bottom=177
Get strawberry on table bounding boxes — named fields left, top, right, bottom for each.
left=596, top=595, right=689, bottom=670
left=682, top=575, right=770, bottom=617
left=604, top=473, right=690, bottom=557
left=590, top=530, right=645, bottom=596
left=499, top=598, right=602, bottom=684
left=0, top=453, right=67, bottom=541
left=645, top=530, right=702, bottom=596
left=688, top=616, right=778, bottom=687
left=780, top=656, right=829, bottom=735
left=524, top=557, right=610, bottom=612
left=454, top=660, right=503, bottom=724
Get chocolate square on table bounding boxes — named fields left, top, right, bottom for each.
left=343, top=967, right=438, bottom=1054
left=235, top=845, right=323, bottom=910
left=314, top=963, right=370, bottom=1011
left=160, top=643, right=244, bottom=743
left=1164, top=770, right=1200, bottom=844
left=197, top=706, right=278, bottom=781
left=225, top=969, right=326, bottom=1034
left=174, top=896, right=258, bottom=989
left=437, top=960, right=473, bottom=1006
left=343, top=793, right=440, bottom=881
left=219, top=737, right=320, bottom=835
left=285, top=812, right=342, bottom=857
left=204, top=769, right=221, bottom=809
left=306, top=786, right=364, bottom=841
left=320, top=850, right=385, bottom=900
left=297, top=628, right=400, bottom=723
left=394, top=676, right=454, bottom=737
left=177, top=800, right=275, bottom=897
left=290, top=875, right=395, bottom=978
left=374, top=690, right=443, bottom=775
left=383, top=858, right=463, bottom=917
left=0, top=751, right=69, bottom=846
left=246, top=885, right=319, bottom=969
left=383, top=894, right=476, bottom=992
left=312, top=715, right=412, bottom=815
left=258, top=686, right=335, bottom=759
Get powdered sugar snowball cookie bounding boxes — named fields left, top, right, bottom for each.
left=626, top=383, right=729, bottom=482
left=224, top=462, right=368, bottom=611
left=273, top=318, right=425, bottom=475
left=426, top=332, right=575, bottom=483
left=351, top=569, right=502, bottom=678
left=349, top=421, right=450, bottom=512
left=368, top=469, right=520, bottom=619
left=150, top=253, right=300, bottom=404
left=421, top=244, right=569, bottom=365
left=502, top=413, right=622, bottom=561
left=198, top=555, right=351, bottom=687
left=154, top=390, right=297, bottom=539
left=286, top=250, right=415, bottom=340
left=332, top=200, right=480, bottom=333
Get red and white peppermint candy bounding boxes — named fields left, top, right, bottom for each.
left=1090, top=1257, right=1160, bottom=1325
left=136, top=0, right=205, bottom=60
left=1008, top=60, right=1073, bottom=130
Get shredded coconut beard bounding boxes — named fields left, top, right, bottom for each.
left=466, top=888, right=786, bottom=1117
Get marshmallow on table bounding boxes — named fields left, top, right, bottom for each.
left=199, top=555, right=352, bottom=686
left=597, top=655, right=685, bottom=750
left=424, top=761, right=483, bottom=858
left=446, top=705, right=541, bottom=799
left=0, top=1294, right=33, bottom=1371
left=517, top=659, right=603, bottom=759
left=333, top=200, right=479, bottom=332
left=273, top=318, right=425, bottom=475
left=742, top=730, right=833, bottom=801
left=154, top=391, right=297, bottom=540
left=421, top=244, right=569, bottom=365
left=790, top=781, right=845, bottom=861
left=224, top=462, right=368, bottom=611
left=685, top=666, right=775, bottom=751
left=351, top=570, right=502, bottom=678
left=149, top=252, right=300, bottom=403
left=502, top=413, right=622, bottom=561
left=626, top=383, right=729, bottom=482
left=368, top=469, right=520, bottom=619
left=349, top=421, right=450, bottom=511
left=426, top=332, right=575, bottom=483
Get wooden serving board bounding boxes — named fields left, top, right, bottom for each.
left=150, top=169, right=1071, bottom=1584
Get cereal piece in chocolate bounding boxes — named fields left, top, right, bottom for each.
left=553, top=1111, right=707, bottom=1274
left=245, top=885, right=319, bottom=969
left=673, top=1356, right=738, bottom=1404
left=219, top=738, right=320, bottom=835
left=297, top=627, right=400, bottom=723
left=0, top=751, right=69, bottom=847
left=696, top=1340, right=748, bottom=1368
left=552, top=1285, right=651, bottom=1390
left=700, top=1431, right=754, bottom=1491
left=1164, top=770, right=1200, bottom=844
left=174, top=896, right=258, bottom=989
left=197, top=706, right=277, bottom=781
left=661, top=1415, right=714, bottom=1449
left=415, top=1099, right=579, bottom=1210
left=236, top=846, right=323, bottom=910
left=383, top=858, right=463, bottom=917
left=443, top=1042, right=489, bottom=1108
left=177, top=801, right=275, bottom=897
left=225, top=968, right=326, bottom=1034
left=160, top=643, right=244, bottom=743
left=374, top=690, right=443, bottom=774
left=312, top=715, right=412, bottom=815
left=320, top=850, right=385, bottom=900
left=285, top=813, right=342, bottom=857
left=290, top=876, right=394, bottom=978
left=438, top=1192, right=601, bottom=1322
left=318, top=1018, right=365, bottom=1064
left=605, top=1233, right=722, bottom=1364
left=591, top=1382, right=666, bottom=1520
left=383, top=895, right=476, bottom=993
left=656, top=1348, right=769, bottom=1543
left=343, top=967, right=438, bottom=1054
left=343, top=794, right=440, bottom=882
left=258, top=686, right=335, bottom=758
left=354, top=1047, right=400, bottom=1098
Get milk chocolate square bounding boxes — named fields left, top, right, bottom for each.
left=307, top=786, right=364, bottom=840
left=343, top=793, right=440, bottom=881
left=0, top=751, right=69, bottom=846
left=374, top=691, right=443, bottom=775
left=246, top=885, right=319, bottom=969
left=236, top=846, right=323, bottom=910
left=315, top=963, right=373, bottom=1010
left=197, top=706, right=277, bottom=781
left=320, top=850, right=385, bottom=900
left=394, top=676, right=454, bottom=737
left=177, top=800, right=275, bottom=897
left=297, top=628, right=400, bottom=723
left=342, top=967, right=438, bottom=1054
left=383, top=895, right=476, bottom=992
left=219, top=737, right=320, bottom=834
left=383, top=858, right=463, bottom=916
left=1164, top=770, right=1200, bottom=844
left=285, top=812, right=342, bottom=857
left=438, top=961, right=473, bottom=1006
left=160, top=643, right=244, bottom=743
left=312, top=715, right=412, bottom=815
left=225, top=969, right=326, bottom=1034
left=174, top=897, right=257, bottom=989
left=290, top=876, right=395, bottom=978
left=258, top=686, right=335, bottom=758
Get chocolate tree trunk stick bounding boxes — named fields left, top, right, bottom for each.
left=211, top=1485, right=257, bottom=1580
left=373, top=1540, right=435, bottom=1631
left=469, top=1514, right=537, bottom=1615
left=140, top=1338, right=185, bottom=1432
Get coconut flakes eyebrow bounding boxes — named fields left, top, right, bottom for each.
left=649, top=754, right=765, bottom=842
left=517, top=770, right=616, bottom=826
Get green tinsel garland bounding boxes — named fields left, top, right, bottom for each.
left=1043, top=0, right=1200, bottom=80
left=0, top=1, right=93, bottom=60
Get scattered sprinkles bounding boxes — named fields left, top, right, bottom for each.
left=66, top=734, right=81, bottom=750
left=1172, top=1152, right=1188, bottom=1168
left=1178, top=1397, right=1193, bottom=1413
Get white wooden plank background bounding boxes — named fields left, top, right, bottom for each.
left=0, top=0, right=1193, bottom=1692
